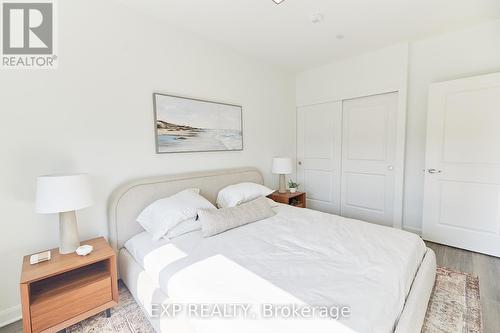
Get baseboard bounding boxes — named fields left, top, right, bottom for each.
left=403, top=225, right=422, bottom=236
left=0, top=304, right=21, bottom=328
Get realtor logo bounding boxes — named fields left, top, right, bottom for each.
left=1, top=0, right=57, bottom=68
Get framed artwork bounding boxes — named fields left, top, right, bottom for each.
left=153, top=93, right=243, bottom=153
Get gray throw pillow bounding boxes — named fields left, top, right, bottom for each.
left=199, top=196, right=276, bottom=237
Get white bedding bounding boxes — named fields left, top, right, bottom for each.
left=124, top=204, right=426, bottom=333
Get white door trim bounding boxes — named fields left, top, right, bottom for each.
left=296, top=88, right=407, bottom=229
left=393, top=87, right=407, bottom=229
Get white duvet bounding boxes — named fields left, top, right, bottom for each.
left=125, top=204, right=427, bottom=333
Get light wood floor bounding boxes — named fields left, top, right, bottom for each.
left=1, top=242, right=499, bottom=333
left=425, top=241, right=500, bottom=333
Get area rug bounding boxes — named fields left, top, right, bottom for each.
left=422, top=266, right=482, bottom=333
left=67, top=266, right=482, bottom=333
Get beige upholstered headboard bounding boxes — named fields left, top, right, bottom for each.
left=107, top=167, right=264, bottom=252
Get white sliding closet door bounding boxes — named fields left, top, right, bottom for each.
left=422, top=73, right=500, bottom=257
left=297, top=102, right=342, bottom=214
left=340, top=92, right=398, bottom=226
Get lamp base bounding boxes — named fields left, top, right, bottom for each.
left=278, top=174, right=287, bottom=194
left=59, top=211, right=80, bottom=254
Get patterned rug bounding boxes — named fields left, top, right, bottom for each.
left=67, top=266, right=482, bottom=333
left=422, top=267, right=482, bottom=333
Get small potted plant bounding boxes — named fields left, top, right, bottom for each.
left=288, top=180, right=300, bottom=193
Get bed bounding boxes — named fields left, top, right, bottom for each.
left=108, top=167, right=436, bottom=333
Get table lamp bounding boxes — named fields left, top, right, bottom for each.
left=36, top=174, right=93, bottom=254
left=272, top=157, right=293, bottom=194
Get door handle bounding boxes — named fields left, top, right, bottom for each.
left=428, top=168, right=442, bottom=174
left=298, top=161, right=302, bottom=166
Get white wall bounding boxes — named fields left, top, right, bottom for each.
left=296, top=43, right=409, bottom=106
left=296, top=19, right=500, bottom=234
left=0, top=1, right=295, bottom=324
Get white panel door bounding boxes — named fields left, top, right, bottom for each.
left=297, top=102, right=342, bottom=214
left=422, top=72, right=500, bottom=257
left=341, top=93, right=398, bottom=226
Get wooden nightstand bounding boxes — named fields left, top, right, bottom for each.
left=20, top=237, right=119, bottom=333
left=268, top=191, right=307, bottom=208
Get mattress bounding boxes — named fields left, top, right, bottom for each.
left=124, top=204, right=427, bottom=333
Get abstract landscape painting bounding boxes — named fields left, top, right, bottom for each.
left=153, top=93, right=243, bottom=153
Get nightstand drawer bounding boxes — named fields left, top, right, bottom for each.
left=29, top=261, right=113, bottom=332
left=31, top=276, right=112, bottom=332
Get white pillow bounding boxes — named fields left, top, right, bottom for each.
left=164, top=217, right=201, bottom=239
left=267, top=198, right=280, bottom=208
left=216, top=182, right=274, bottom=208
left=199, top=197, right=276, bottom=237
left=137, top=188, right=215, bottom=240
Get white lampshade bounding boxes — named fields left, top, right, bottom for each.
left=272, top=157, right=293, bottom=174
left=36, top=174, right=93, bottom=214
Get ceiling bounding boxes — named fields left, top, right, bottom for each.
left=118, top=0, right=500, bottom=72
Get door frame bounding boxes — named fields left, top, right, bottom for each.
left=296, top=88, right=407, bottom=229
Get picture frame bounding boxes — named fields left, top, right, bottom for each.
left=153, top=93, right=243, bottom=154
